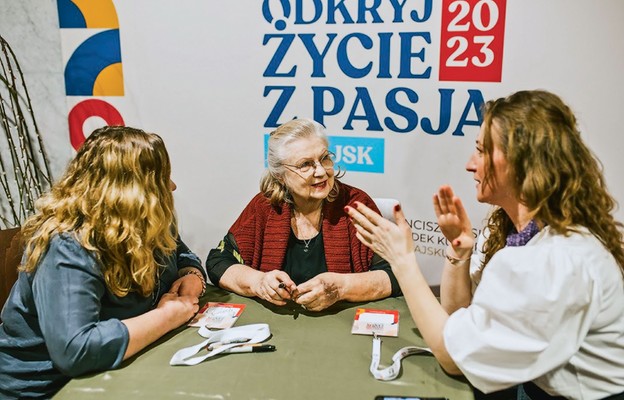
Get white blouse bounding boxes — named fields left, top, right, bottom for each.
left=444, top=226, right=624, bottom=399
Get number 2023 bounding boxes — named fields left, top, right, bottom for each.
left=439, top=0, right=507, bottom=82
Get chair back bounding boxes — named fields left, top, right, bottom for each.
left=0, top=228, right=22, bottom=316
left=372, top=198, right=400, bottom=223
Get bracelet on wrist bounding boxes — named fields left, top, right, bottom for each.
left=181, top=268, right=207, bottom=297
left=445, top=249, right=471, bottom=266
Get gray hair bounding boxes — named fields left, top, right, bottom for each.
left=260, top=118, right=342, bottom=206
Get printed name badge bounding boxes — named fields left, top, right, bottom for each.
left=352, top=308, right=399, bottom=337
left=188, top=302, right=246, bottom=329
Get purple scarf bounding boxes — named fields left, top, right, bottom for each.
left=506, top=219, right=540, bottom=247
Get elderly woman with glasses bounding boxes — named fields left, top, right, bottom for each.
left=206, top=118, right=400, bottom=311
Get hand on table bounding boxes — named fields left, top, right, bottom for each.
left=251, top=270, right=297, bottom=306
left=156, top=292, right=200, bottom=328
left=294, top=272, right=343, bottom=311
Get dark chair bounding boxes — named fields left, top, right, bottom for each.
left=0, top=227, right=22, bottom=318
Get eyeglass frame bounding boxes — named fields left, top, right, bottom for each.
left=280, top=151, right=336, bottom=175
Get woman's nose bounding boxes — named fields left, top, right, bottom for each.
left=312, top=162, right=327, bottom=177
left=169, top=180, right=177, bottom=191
left=465, top=153, right=476, bottom=172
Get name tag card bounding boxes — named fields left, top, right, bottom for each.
left=351, top=308, right=399, bottom=337
left=189, top=302, right=246, bottom=329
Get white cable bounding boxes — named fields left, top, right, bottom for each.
left=170, top=323, right=271, bottom=366
left=370, top=334, right=432, bottom=381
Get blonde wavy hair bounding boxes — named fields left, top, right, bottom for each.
left=260, top=118, right=344, bottom=206
left=479, top=90, right=624, bottom=274
left=20, top=126, right=178, bottom=297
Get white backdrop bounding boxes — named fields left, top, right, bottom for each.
left=2, top=0, right=623, bottom=285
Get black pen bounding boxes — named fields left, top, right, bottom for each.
left=279, top=283, right=301, bottom=319
left=278, top=282, right=291, bottom=294
left=223, top=344, right=276, bottom=354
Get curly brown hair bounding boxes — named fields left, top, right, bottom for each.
left=20, top=126, right=177, bottom=297
left=480, top=90, right=624, bottom=274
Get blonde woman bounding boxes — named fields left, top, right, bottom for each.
left=347, top=90, right=624, bottom=399
left=0, top=126, right=206, bottom=399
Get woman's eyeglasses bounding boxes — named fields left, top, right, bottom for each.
left=282, top=152, right=335, bottom=174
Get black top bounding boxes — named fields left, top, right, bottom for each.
left=207, top=230, right=401, bottom=296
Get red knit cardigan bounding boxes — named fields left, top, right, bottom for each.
left=228, top=182, right=380, bottom=273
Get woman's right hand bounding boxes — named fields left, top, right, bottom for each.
left=433, top=185, right=474, bottom=258
left=122, top=292, right=199, bottom=360
left=156, top=292, right=200, bottom=329
left=346, top=201, right=415, bottom=273
left=251, top=270, right=296, bottom=306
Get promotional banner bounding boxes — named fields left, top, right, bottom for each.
left=49, top=0, right=624, bottom=284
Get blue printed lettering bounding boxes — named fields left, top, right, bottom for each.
left=409, top=0, right=432, bottom=22
left=313, top=86, right=344, bottom=123
left=385, top=87, right=418, bottom=133
left=294, top=0, right=323, bottom=24
left=263, top=32, right=434, bottom=79
left=326, top=0, right=355, bottom=24
left=452, top=89, right=484, bottom=136
left=300, top=33, right=337, bottom=78
left=263, top=34, right=296, bottom=77
left=263, top=86, right=296, bottom=127
left=421, top=89, right=454, bottom=135
left=344, top=87, right=383, bottom=131
left=398, top=32, right=431, bottom=79
left=263, top=0, right=431, bottom=27
left=336, top=33, right=373, bottom=78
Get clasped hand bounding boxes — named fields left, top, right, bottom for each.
left=252, top=270, right=343, bottom=312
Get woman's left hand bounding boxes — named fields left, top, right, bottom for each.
left=295, top=272, right=344, bottom=311
left=170, top=269, right=204, bottom=297
left=346, top=202, right=414, bottom=270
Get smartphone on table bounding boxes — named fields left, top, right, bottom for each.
left=375, top=397, right=448, bottom=400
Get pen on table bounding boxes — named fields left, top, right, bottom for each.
left=222, top=344, right=276, bottom=354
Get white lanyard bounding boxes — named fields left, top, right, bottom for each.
left=170, top=323, right=271, bottom=366
left=370, top=334, right=432, bottom=381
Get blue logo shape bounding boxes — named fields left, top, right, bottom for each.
left=64, top=29, right=122, bottom=96
left=262, top=0, right=291, bottom=31
left=57, top=0, right=86, bottom=28
left=264, top=134, right=384, bottom=174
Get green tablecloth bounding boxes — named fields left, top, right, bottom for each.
left=55, top=286, right=473, bottom=400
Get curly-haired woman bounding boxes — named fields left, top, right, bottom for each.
left=0, top=126, right=206, bottom=399
left=347, top=90, right=624, bottom=399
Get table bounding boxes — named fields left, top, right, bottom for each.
left=55, top=286, right=473, bottom=400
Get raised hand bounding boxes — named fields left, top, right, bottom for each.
left=433, top=185, right=474, bottom=258
left=345, top=201, right=414, bottom=272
